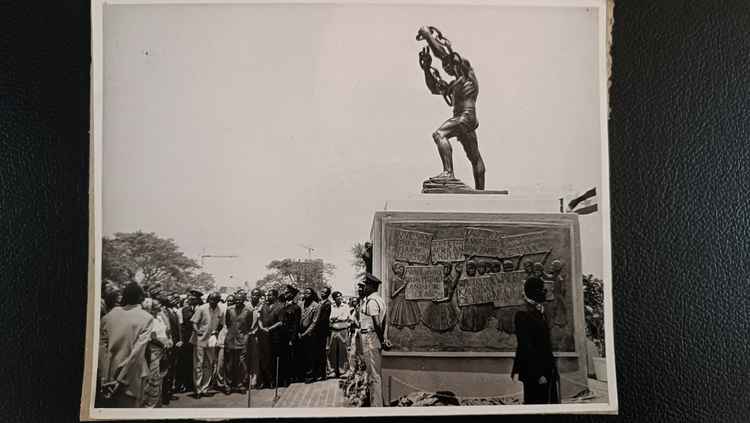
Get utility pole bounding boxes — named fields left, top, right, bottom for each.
left=199, top=251, right=240, bottom=290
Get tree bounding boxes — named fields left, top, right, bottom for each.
left=101, top=231, right=215, bottom=294
left=583, top=274, right=605, bottom=357
left=182, top=271, right=216, bottom=294
left=255, top=258, right=335, bottom=295
left=350, top=241, right=372, bottom=279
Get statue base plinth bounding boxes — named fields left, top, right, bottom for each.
left=422, top=177, right=509, bottom=194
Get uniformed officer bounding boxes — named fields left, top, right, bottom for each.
left=357, top=273, right=387, bottom=407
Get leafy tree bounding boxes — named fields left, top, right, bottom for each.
left=255, top=258, right=334, bottom=295
left=181, top=271, right=217, bottom=294
left=101, top=231, right=215, bottom=294
left=583, top=274, right=605, bottom=357
left=350, top=242, right=372, bottom=279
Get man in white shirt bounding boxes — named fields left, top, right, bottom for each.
left=327, top=291, right=351, bottom=378
left=190, top=292, right=225, bottom=397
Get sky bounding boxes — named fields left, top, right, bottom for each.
left=102, top=3, right=605, bottom=296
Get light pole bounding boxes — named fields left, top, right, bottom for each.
left=199, top=252, right=240, bottom=290
left=298, top=244, right=315, bottom=259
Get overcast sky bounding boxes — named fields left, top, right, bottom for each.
left=103, top=3, right=604, bottom=295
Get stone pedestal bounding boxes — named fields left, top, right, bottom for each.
left=370, top=196, right=588, bottom=404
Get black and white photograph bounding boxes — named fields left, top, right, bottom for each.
left=82, top=0, right=616, bottom=418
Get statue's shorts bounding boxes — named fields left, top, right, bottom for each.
left=438, top=109, right=479, bottom=138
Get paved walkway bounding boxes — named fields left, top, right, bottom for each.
left=165, top=377, right=605, bottom=408
left=165, top=378, right=347, bottom=408
left=274, top=378, right=348, bottom=408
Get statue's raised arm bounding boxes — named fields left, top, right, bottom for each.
left=416, top=26, right=452, bottom=60
left=418, top=47, right=449, bottom=97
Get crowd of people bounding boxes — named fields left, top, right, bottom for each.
left=96, top=273, right=389, bottom=408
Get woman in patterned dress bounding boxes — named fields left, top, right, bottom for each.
left=389, top=261, right=422, bottom=328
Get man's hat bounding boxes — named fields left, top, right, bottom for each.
left=523, top=277, right=546, bottom=303
left=188, top=289, right=203, bottom=298
left=284, top=284, right=299, bottom=296
left=359, top=273, right=382, bottom=286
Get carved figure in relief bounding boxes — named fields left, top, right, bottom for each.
left=389, top=261, right=422, bottom=329
left=532, top=262, right=545, bottom=278
left=476, top=260, right=486, bottom=276
left=497, top=260, right=523, bottom=334
left=546, top=260, right=568, bottom=328
left=522, top=260, right=534, bottom=275
left=459, top=259, right=495, bottom=332
left=421, top=262, right=460, bottom=332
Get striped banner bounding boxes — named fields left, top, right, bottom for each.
left=566, top=187, right=598, bottom=215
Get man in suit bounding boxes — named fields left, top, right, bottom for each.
left=159, top=293, right=182, bottom=405
left=510, top=277, right=560, bottom=404
left=279, top=284, right=301, bottom=386
left=244, top=288, right=262, bottom=389
left=176, top=290, right=202, bottom=393
left=191, top=291, right=226, bottom=397
left=257, top=289, right=284, bottom=389
left=299, top=288, right=321, bottom=383
left=224, top=290, right=251, bottom=393
left=317, top=287, right=333, bottom=379
left=98, top=282, right=154, bottom=407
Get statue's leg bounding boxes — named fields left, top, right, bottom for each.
left=432, top=118, right=463, bottom=179
left=432, top=129, right=454, bottom=179
left=459, top=131, right=485, bottom=190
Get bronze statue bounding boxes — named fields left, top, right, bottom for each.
left=417, top=26, right=485, bottom=190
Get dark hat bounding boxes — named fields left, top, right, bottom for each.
left=360, top=273, right=382, bottom=286
left=188, top=289, right=203, bottom=298
left=523, top=277, right=546, bottom=303
left=285, top=284, right=299, bottom=296
left=156, top=292, right=171, bottom=304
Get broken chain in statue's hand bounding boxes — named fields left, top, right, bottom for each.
left=419, top=46, right=432, bottom=69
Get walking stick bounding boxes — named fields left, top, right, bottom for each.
left=273, top=356, right=280, bottom=404
left=247, top=383, right=253, bottom=408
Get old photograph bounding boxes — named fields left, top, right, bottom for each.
left=82, top=0, right=616, bottom=419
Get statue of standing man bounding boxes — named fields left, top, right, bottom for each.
left=417, top=26, right=486, bottom=191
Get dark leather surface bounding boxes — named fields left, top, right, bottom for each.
left=2, top=1, right=749, bottom=422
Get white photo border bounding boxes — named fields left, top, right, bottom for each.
left=82, top=0, right=618, bottom=419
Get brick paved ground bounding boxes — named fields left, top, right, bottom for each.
left=165, top=377, right=603, bottom=408
left=165, top=378, right=347, bottom=408
left=274, top=378, right=348, bottom=408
